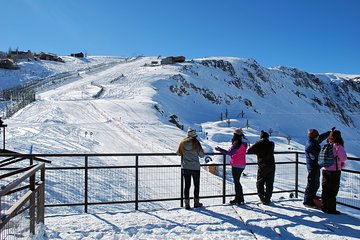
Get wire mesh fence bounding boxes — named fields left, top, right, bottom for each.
left=0, top=152, right=359, bottom=239
left=296, top=155, right=360, bottom=210
left=337, top=169, right=360, bottom=209
left=0, top=203, right=30, bottom=240
left=89, top=167, right=136, bottom=203
left=1, top=152, right=359, bottom=219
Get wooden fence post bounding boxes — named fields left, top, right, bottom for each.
left=37, top=167, right=45, bottom=224
left=29, top=171, right=36, bottom=235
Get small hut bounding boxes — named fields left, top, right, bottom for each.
left=70, top=52, right=84, bottom=58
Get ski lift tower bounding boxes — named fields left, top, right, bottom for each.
left=0, top=117, right=7, bottom=150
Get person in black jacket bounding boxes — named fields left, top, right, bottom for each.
left=303, top=128, right=331, bottom=207
left=247, top=131, right=275, bottom=205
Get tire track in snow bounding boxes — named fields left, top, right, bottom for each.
left=232, top=202, right=296, bottom=240
left=231, top=205, right=259, bottom=239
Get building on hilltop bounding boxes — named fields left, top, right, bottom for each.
left=8, top=50, right=34, bottom=61
left=36, top=52, right=64, bottom=62
left=161, top=56, right=186, bottom=65
left=70, top=52, right=84, bottom=58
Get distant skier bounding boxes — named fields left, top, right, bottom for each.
left=215, top=128, right=247, bottom=205
left=247, top=131, right=275, bottom=205
left=303, top=128, right=332, bottom=208
left=177, top=128, right=204, bottom=209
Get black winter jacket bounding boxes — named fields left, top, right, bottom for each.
left=247, top=138, right=275, bottom=168
left=305, top=131, right=330, bottom=168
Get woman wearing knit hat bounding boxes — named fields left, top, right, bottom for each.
left=177, top=128, right=205, bottom=209
left=303, top=128, right=333, bottom=208
left=215, top=128, right=247, bottom=205
left=321, top=130, right=347, bottom=214
left=247, top=130, right=275, bottom=205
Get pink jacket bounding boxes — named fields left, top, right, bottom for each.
left=218, top=143, right=247, bottom=167
left=323, top=143, right=347, bottom=171
left=230, top=143, right=247, bottom=167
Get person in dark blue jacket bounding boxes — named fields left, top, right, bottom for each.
left=303, top=128, right=332, bottom=207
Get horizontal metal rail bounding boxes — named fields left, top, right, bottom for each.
left=0, top=152, right=359, bottom=213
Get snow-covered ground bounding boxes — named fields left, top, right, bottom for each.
left=43, top=199, right=360, bottom=240
left=0, top=56, right=359, bottom=239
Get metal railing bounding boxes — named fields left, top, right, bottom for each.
left=297, top=155, right=360, bottom=210
left=0, top=152, right=359, bottom=215
left=0, top=163, right=45, bottom=239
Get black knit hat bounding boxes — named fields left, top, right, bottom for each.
left=260, top=130, right=269, bottom=139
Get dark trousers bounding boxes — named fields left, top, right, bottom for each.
left=232, top=167, right=244, bottom=202
left=304, top=165, right=320, bottom=204
left=182, top=169, right=200, bottom=200
left=257, top=166, right=275, bottom=202
left=322, top=170, right=341, bottom=212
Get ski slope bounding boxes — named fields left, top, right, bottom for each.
left=7, top=57, right=183, bottom=155
left=1, top=56, right=359, bottom=239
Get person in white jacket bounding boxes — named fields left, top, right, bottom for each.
left=177, top=128, right=204, bottom=209
left=321, top=130, right=347, bottom=214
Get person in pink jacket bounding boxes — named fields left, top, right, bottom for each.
left=321, top=130, right=347, bottom=214
left=215, top=128, right=247, bottom=205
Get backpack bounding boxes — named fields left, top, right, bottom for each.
left=318, top=142, right=336, bottom=168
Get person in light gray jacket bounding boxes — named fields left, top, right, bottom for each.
left=177, top=128, right=204, bottom=209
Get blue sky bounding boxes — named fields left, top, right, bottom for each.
left=1, top=0, right=359, bottom=74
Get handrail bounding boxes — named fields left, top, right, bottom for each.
left=0, top=164, right=35, bottom=179
left=348, top=156, right=360, bottom=161
left=0, top=152, right=359, bottom=213
left=0, top=150, right=51, bottom=163
left=0, top=157, right=27, bottom=168
left=0, top=156, right=18, bottom=164
left=0, top=150, right=307, bottom=157
left=0, top=162, right=46, bottom=238
left=0, top=163, right=45, bottom=197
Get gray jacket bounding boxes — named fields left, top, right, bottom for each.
left=180, top=139, right=204, bottom=170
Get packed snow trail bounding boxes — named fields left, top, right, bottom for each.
left=7, top=57, right=184, bottom=156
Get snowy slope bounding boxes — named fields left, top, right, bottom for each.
left=1, top=55, right=359, bottom=239
left=1, top=55, right=359, bottom=158
left=154, top=57, right=360, bottom=156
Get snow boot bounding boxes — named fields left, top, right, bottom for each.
left=230, top=196, right=244, bottom=205
left=194, top=198, right=203, bottom=208
left=184, top=199, right=191, bottom=210
left=230, top=198, right=238, bottom=205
